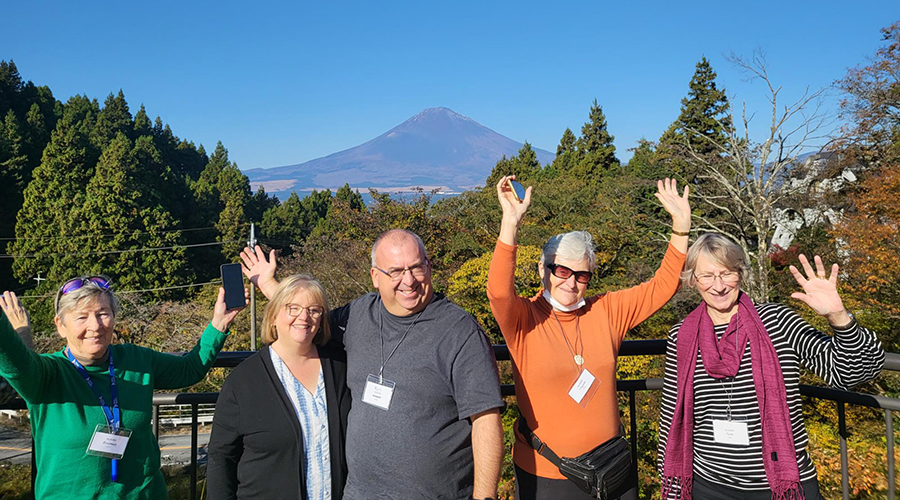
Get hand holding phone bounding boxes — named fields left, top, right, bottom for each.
left=507, top=178, right=527, bottom=202
left=220, top=263, right=246, bottom=310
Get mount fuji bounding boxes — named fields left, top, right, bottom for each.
left=244, top=107, right=555, bottom=199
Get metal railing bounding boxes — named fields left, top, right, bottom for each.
left=2, top=341, right=899, bottom=500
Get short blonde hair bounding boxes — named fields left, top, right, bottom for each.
left=682, top=233, right=750, bottom=288
left=261, top=274, right=331, bottom=346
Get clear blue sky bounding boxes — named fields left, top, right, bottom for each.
left=3, top=1, right=898, bottom=169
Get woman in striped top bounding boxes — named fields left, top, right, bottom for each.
left=657, top=233, right=884, bottom=500
left=207, top=274, right=351, bottom=500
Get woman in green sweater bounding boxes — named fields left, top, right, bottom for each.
left=0, top=276, right=246, bottom=500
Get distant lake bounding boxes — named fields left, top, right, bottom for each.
left=271, top=189, right=465, bottom=205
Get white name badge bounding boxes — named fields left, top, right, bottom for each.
left=362, top=373, right=395, bottom=411
left=86, top=424, right=132, bottom=459
left=713, top=419, right=750, bottom=446
left=568, top=368, right=596, bottom=405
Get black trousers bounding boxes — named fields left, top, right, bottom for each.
left=693, top=475, right=824, bottom=500
left=514, top=464, right=637, bottom=500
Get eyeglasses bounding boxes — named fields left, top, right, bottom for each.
left=374, top=261, right=430, bottom=282
left=693, top=271, right=741, bottom=287
left=546, top=263, right=592, bottom=284
left=283, top=304, right=325, bottom=319
left=54, top=275, right=113, bottom=313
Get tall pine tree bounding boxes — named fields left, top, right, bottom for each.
left=485, top=142, right=542, bottom=187
left=657, top=57, right=733, bottom=181
left=10, top=95, right=101, bottom=306
left=551, top=128, right=578, bottom=175
left=572, top=100, right=619, bottom=181
left=76, top=133, right=193, bottom=297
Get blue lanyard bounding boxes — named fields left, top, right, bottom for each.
left=65, top=347, right=121, bottom=481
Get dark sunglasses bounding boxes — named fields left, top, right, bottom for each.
left=546, top=263, right=592, bottom=284
left=55, top=276, right=113, bottom=312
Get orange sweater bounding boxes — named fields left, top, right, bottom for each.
left=487, top=239, right=686, bottom=479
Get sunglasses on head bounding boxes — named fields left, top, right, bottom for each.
left=59, top=276, right=112, bottom=295
left=55, top=275, right=112, bottom=312
left=546, top=263, right=592, bottom=284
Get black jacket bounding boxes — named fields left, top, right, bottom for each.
left=206, top=342, right=351, bottom=499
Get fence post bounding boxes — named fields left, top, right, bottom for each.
left=888, top=409, right=895, bottom=500
left=629, top=389, right=638, bottom=487
left=191, top=403, right=199, bottom=500
left=839, top=401, right=849, bottom=500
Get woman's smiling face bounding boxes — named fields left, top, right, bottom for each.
left=55, top=295, right=115, bottom=364
left=694, top=252, right=741, bottom=321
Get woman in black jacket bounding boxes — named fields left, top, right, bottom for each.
left=207, top=274, right=351, bottom=500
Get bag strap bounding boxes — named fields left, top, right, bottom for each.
left=518, top=418, right=628, bottom=465
left=517, top=417, right=563, bottom=467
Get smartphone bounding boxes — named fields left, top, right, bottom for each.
left=507, top=178, right=527, bottom=201
left=220, top=263, right=245, bottom=309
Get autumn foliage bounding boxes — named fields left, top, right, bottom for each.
left=831, top=166, right=900, bottom=318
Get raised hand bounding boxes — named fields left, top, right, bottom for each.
left=654, top=178, right=691, bottom=233
left=788, top=254, right=852, bottom=326
left=0, top=291, right=34, bottom=348
left=211, top=286, right=249, bottom=333
left=240, top=245, right=277, bottom=286
left=496, top=175, right=532, bottom=222
left=496, top=175, right=533, bottom=246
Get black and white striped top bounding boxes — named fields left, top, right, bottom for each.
left=657, top=302, right=884, bottom=493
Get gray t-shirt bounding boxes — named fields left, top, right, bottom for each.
left=331, top=292, right=503, bottom=500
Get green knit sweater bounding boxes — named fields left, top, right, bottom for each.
left=0, top=312, right=228, bottom=499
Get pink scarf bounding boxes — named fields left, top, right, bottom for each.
left=661, top=292, right=804, bottom=500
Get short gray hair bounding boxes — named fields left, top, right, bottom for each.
left=540, top=231, right=598, bottom=271
left=55, top=281, right=120, bottom=321
left=370, top=229, right=428, bottom=268
left=682, top=233, right=750, bottom=288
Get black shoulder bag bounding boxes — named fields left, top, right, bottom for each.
left=518, top=418, right=633, bottom=500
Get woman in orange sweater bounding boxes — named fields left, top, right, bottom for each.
left=487, top=176, right=690, bottom=500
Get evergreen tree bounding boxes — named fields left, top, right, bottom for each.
left=24, top=102, right=51, bottom=166
left=657, top=57, right=733, bottom=180
left=625, top=139, right=666, bottom=180
left=262, top=192, right=305, bottom=247
left=191, top=141, right=230, bottom=228
left=215, top=163, right=253, bottom=258
left=485, top=142, right=542, bottom=187
left=553, top=128, right=579, bottom=174
left=10, top=95, right=101, bottom=298
left=1, top=111, right=28, bottom=243
left=0, top=61, right=60, bottom=286
left=335, top=183, right=365, bottom=211
left=572, top=100, right=619, bottom=180
left=0, top=61, right=24, bottom=114
left=187, top=142, right=261, bottom=273
left=134, top=104, right=151, bottom=136
left=302, top=189, right=333, bottom=227
left=557, top=128, right=576, bottom=156
left=76, top=133, right=193, bottom=297
left=246, top=185, right=278, bottom=226
left=132, top=134, right=193, bottom=223
left=91, top=90, right=133, bottom=149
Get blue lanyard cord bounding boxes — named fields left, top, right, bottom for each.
left=65, top=348, right=121, bottom=482
left=65, top=348, right=120, bottom=429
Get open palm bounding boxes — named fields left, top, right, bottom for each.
left=654, top=178, right=691, bottom=230
left=788, top=254, right=845, bottom=318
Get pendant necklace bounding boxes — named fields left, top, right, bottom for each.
left=552, top=310, right=584, bottom=367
